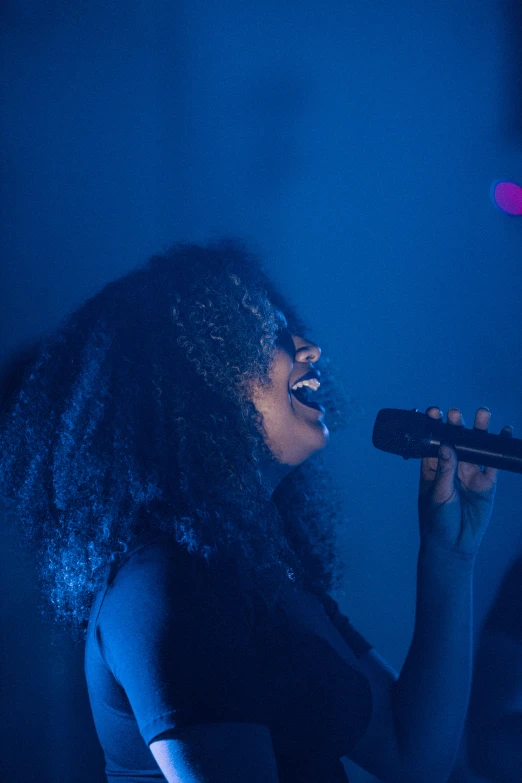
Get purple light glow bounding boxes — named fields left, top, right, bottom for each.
left=492, top=181, right=522, bottom=216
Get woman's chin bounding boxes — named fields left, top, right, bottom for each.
left=292, top=396, right=329, bottom=440
left=314, top=419, right=330, bottom=450
left=291, top=418, right=330, bottom=465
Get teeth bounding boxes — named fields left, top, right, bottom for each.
left=291, top=378, right=320, bottom=391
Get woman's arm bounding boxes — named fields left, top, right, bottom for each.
left=348, top=406, right=509, bottom=783
left=348, top=547, right=475, bottom=783
left=150, top=723, right=280, bottom=783
left=392, top=545, right=475, bottom=779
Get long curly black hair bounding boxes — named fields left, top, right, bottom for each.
left=0, top=239, right=358, bottom=638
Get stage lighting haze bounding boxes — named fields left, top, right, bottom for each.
left=492, top=180, right=522, bottom=216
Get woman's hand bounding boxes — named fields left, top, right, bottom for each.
left=417, top=407, right=513, bottom=558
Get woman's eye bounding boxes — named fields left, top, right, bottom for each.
left=276, top=328, right=296, bottom=358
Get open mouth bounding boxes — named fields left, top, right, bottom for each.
left=290, top=384, right=325, bottom=412
left=289, top=369, right=325, bottom=413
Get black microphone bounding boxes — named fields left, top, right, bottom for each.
left=372, top=408, right=522, bottom=474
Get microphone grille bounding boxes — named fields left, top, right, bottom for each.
left=372, top=408, right=431, bottom=457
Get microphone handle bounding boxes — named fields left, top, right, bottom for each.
left=417, top=435, right=522, bottom=474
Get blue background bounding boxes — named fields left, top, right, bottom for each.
left=1, top=1, right=521, bottom=780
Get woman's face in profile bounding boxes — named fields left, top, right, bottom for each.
left=250, top=325, right=329, bottom=466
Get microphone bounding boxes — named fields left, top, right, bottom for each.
left=372, top=408, right=522, bottom=474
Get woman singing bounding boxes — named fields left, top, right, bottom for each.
left=0, top=240, right=511, bottom=783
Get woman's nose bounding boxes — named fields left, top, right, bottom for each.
left=293, top=337, right=321, bottom=363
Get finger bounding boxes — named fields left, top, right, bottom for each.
left=447, top=408, right=474, bottom=478
left=420, top=407, right=443, bottom=493
left=471, top=408, right=492, bottom=474
left=432, top=442, right=458, bottom=505
left=473, top=406, right=491, bottom=432
left=483, top=424, right=514, bottom=482
left=447, top=407, right=465, bottom=427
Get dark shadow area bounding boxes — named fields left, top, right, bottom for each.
left=501, top=0, right=522, bottom=140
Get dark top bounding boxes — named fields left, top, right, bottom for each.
left=84, top=537, right=373, bottom=783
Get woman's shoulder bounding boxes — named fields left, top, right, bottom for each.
left=102, top=534, right=206, bottom=601
left=91, top=534, right=257, bottom=667
left=89, top=535, right=215, bottom=652
left=97, top=534, right=255, bottom=624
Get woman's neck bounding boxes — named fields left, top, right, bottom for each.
left=258, top=455, right=295, bottom=496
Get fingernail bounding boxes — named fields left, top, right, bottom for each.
left=439, top=445, right=451, bottom=460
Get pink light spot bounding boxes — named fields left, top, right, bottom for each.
left=493, top=181, right=522, bottom=216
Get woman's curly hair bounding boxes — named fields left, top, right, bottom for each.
left=0, top=239, right=358, bottom=638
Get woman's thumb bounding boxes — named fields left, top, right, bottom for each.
left=433, top=443, right=457, bottom=501
left=439, top=444, right=453, bottom=462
